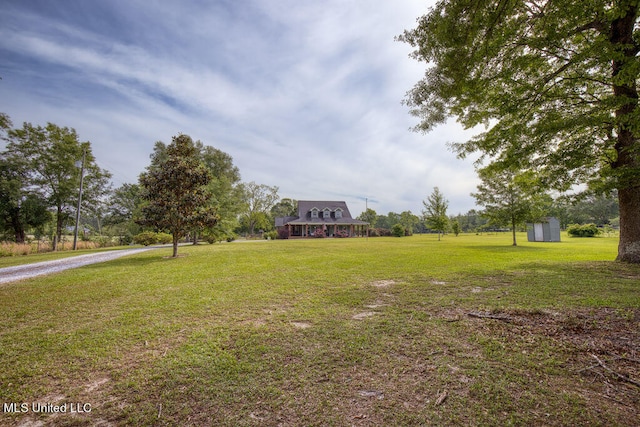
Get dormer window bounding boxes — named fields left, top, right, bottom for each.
left=323, top=208, right=331, bottom=219
left=310, top=208, right=319, bottom=219
left=335, top=208, right=343, bottom=219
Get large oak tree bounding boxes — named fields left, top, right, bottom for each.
left=399, top=0, right=640, bottom=262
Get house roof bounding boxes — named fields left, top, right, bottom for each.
left=275, top=200, right=369, bottom=226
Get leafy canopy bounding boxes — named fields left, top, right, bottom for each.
left=138, top=134, right=218, bottom=257
left=399, top=0, right=640, bottom=262
left=5, top=121, right=111, bottom=248
left=473, top=167, right=551, bottom=245
left=422, top=187, right=449, bottom=239
left=400, top=0, right=638, bottom=184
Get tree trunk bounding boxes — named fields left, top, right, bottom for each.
left=172, top=234, right=179, bottom=258
left=610, top=5, right=640, bottom=263
left=53, top=206, right=63, bottom=251
left=10, top=208, right=25, bottom=243
left=617, top=187, right=640, bottom=263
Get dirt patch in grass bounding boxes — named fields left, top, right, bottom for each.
left=352, top=311, right=378, bottom=320
left=369, top=280, right=397, bottom=288
left=291, top=321, right=312, bottom=329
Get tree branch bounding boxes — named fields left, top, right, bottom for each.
left=467, top=312, right=513, bottom=322
left=591, top=353, right=640, bottom=388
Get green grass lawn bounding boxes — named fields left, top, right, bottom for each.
left=1, top=233, right=638, bottom=426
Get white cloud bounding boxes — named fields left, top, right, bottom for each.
left=0, top=0, right=481, bottom=216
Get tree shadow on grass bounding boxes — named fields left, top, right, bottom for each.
left=81, top=254, right=164, bottom=271
left=464, top=245, right=547, bottom=252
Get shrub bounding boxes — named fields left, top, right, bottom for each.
left=203, top=229, right=229, bottom=243
left=119, top=234, right=134, bottom=245
left=313, top=228, right=326, bottom=238
left=391, top=223, right=405, bottom=237
left=277, top=228, right=290, bottom=239
left=378, top=228, right=392, bottom=237
left=133, top=232, right=159, bottom=246
left=264, top=231, right=277, bottom=240
left=157, top=233, right=173, bottom=244
left=91, top=236, right=115, bottom=248
left=133, top=232, right=173, bottom=246
left=335, top=229, right=349, bottom=238
left=567, top=223, right=601, bottom=238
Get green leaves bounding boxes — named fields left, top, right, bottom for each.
left=3, top=120, right=111, bottom=246
left=402, top=0, right=640, bottom=261
left=138, top=134, right=219, bottom=257
left=422, top=187, right=449, bottom=239
left=401, top=0, right=639, bottom=189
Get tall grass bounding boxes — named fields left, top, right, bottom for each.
left=0, top=240, right=107, bottom=257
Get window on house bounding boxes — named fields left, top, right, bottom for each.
left=323, top=209, right=331, bottom=219
left=335, top=209, right=343, bottom=219
left=311, top=208, right=318, bottom=219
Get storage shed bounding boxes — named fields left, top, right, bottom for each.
left=527, top=217, right=561, bottom=242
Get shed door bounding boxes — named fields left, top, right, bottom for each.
left=534, top=223, right=544, bottom=241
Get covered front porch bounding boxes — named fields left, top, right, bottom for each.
left=286, top=223, right=368, bottom=238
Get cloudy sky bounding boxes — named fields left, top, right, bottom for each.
left=0, top=0, right=482, bottom=216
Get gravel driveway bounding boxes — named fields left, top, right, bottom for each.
left=0, top=247, right=160, bottom=285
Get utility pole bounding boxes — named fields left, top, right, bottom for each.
left=73, top=148, right=86, bottom=250
left=366, top=197, right=368, bottom=240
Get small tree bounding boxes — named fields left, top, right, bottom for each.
left=422, top=187, right=449, bottom=240
left=473, top=167, right=549, bottom=246
left=138, top=134, right=218, bottom=257
left=451, top=220, right=461, bottom=237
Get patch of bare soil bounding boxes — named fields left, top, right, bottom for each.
left=291, top=321, right=311, bottom=329
left=460, top=307, right=640, bottom=414
left=369, top=280, right=397, bottom=288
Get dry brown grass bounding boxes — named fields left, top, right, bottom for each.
left=0, top=240, right=102, bottom=257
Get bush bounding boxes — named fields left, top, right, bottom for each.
left=335, top=229, right=349, bottom=238
left=133, top=232, right=173, bottom=246
left=313, top=228, right=326, bottom=238
left=264, top=231, right=277, bottom=240
left=391, top=223, right=405, bottom=237
left=378, top=228, right=392, bottom=237
left=157, top=233, right=173, bottom=244
left=91, top=236, right=115, bottom=248
left=277, top=228, right=290, bottom=239
left=119, top=234, right=134, bottom=245
left=204, top=229, right=236, bottom=243
left=567, top=223, right=601, bottom=237
left=133, top=232, right=158, bottom=246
